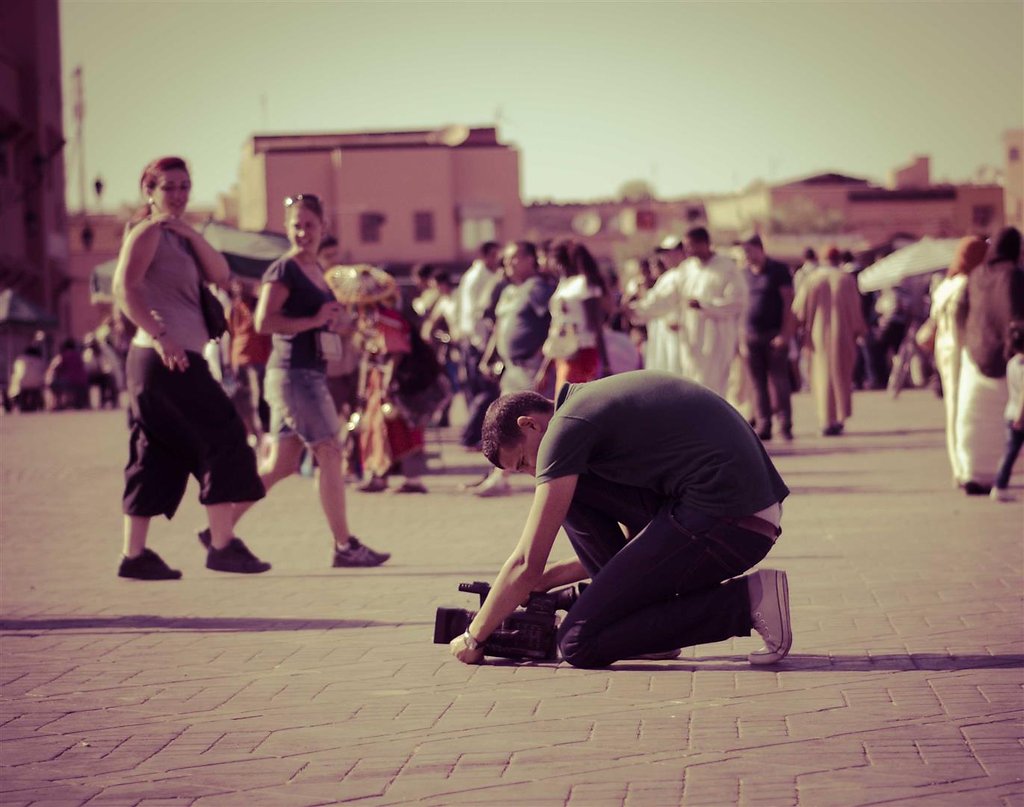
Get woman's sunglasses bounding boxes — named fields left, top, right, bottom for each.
left=285, top=194, right=323, bottom=215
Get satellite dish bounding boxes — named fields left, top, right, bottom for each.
left=431, top=124, right=471, bottom=147
left=571, top=210, right=602, bottom=237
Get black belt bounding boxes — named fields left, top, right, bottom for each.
left=720, top=515, right=781, bottom=541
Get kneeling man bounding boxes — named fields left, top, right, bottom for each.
left=449, top=370, right=792, bottom=667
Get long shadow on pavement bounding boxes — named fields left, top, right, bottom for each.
left=786, top=486, right=942, bottom=495
left=0, top=616, right=411, bottom=632
left=769, top=442, right=941, bottom=458
left=607, top=653, right=1024, bottom=672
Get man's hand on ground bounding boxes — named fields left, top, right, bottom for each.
left=450, top=633, right=485, bottom=665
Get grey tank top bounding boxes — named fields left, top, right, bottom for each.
left=131, top=228, right=209, bottom=354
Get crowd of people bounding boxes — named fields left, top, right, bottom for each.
left=5, top=153, right=1021, bottom=599
left=4, top=316, right=131, bottom=414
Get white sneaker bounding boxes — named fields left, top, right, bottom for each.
left=472, top=472, right=511, bottom=498
left=748, top=569, right=792, bottom=665
left=990, top=487, right=1014, bottom=502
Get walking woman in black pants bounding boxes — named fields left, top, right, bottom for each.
left=113, top=156, right=269, bottom=579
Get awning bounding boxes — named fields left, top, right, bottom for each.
left=0, top=288, right=58, bottom=328
left=857, top=237, right=962, bottom=293
left=199, top=221, right=290, bottom=265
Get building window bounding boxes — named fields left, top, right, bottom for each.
left=1009, top=146, right=1020, bottom=162
left=636, top=209, right=657, bottom=230
left=414, top=210, right=435, bottom=242
left=972, top=205, right=995, bottom=228
left=359, top=212, right=385, bottom=244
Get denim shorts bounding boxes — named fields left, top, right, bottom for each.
left=265, top=367, right=341, bottom=446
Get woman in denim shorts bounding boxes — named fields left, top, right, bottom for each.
left=228, top=194, right=390, bottom=567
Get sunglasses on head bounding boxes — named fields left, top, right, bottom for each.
left=285, top=194, right=322, bottom=211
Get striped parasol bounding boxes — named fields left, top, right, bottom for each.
left=324, top=264, right=398, bottom=305
left=857, top=237, right=963, bottom=293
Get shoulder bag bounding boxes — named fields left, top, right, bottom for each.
left=198, top=281, right=229, bottom=341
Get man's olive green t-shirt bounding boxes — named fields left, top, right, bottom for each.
left=535, top=370, right=789, bottom=516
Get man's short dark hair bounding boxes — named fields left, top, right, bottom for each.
left=480, top=391, right=554, bottom=468
left=685, top=226, right=710, bottom=245
left=413, top=263, right=435, bottom=282
left=480, top=240, right=500, bottom=258
left=512, top=240, right=539, bottom=262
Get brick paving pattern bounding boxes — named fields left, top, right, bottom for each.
left=1, top=388, right=1021, bottom=806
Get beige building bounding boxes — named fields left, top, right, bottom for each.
left=706, top=157, right=1005, bottom=261
left=0, top=0, right=67, bottom=332
left=237, top=126, right=524, bottom=267
left=1004, top=129, right=1023, bottom=233
left=524, top=198, right=707, bottom=267
left=66, top=211, right=124, bottom=337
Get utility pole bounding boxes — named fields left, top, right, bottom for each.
left=72, top=65, right=86, bottom=214
left=72, top=65, right=95, bottom=251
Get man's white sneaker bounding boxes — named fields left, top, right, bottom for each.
left=748, top=569, right=792, bottom=665
left=990, top=487, right=1014, bottom=502
left=472, top=473, right=511, bottom=498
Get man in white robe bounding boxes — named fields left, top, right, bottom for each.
left=629, top=237, right=687, bottom=375
left=676, top=227, right=748, bottom=396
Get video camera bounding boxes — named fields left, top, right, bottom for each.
left=434, top=581, right=582, bottom=661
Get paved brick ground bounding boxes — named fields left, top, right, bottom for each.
left=1, top=387, right=1022, bottom=806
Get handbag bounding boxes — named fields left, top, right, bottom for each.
left=180, top=231, right=228, bottom=341
left=198, top=282, right=228, bottom=341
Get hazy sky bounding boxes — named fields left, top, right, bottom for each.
left=60, top=0, right=1023, bottom=211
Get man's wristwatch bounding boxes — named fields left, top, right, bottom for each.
left=462, top=630, right=481, bottom=650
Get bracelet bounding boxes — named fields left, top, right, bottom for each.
left=462, top=630, right=481, bottom=650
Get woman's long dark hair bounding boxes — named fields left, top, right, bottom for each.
left=550, top=238, right=607, bottom=293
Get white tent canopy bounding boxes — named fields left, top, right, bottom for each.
left=857, top=237, right=962, bottom=293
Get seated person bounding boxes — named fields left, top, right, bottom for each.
left=449, top=369, right=792, bottom=668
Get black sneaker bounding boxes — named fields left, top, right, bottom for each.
left=963, top=481, right=992, bottom=496
left=198, top=528, right=212, bottom=549
left=332, top=536, right=390, bottom=567
left=206, top=537, right=272, bottom=574
left=118, top=548, right=182, bottom=580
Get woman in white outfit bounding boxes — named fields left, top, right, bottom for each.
left=926, top=236, right=987, bottom=486
left=541, top=239, right=610, bottom=393
left=954, top=227, right=1024, bottom=494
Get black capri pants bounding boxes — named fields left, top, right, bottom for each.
left=123, top=346, right=265, bottom=519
